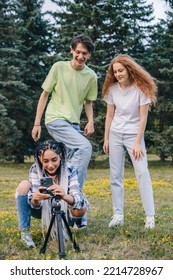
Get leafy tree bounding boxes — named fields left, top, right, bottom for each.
left=142, top=4, right=173, bottom=161
left=152, top=127, right=173, bottom=163
left=13, top=0, right=53, bottom=162
left=14, top=0, right=52, bottom=102
left=0, top=0, right=27, bottom=161
left=50, top=0, right=154, bottom=63
left=0, top=94, right=22, bottom=159
left=164, top=126, right=173, bottom=163
left=164, top=0, right=173, bottom=6
left=147, top=8, right=173, bottom=132
left=0, top=0, right=51, bottom=162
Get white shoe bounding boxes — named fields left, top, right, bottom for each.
left=21, top=229, right=36, bottom=248
left=145, top=216, right=155, bottom=229
left=73, top=222, right=86, bottom=230
left=109, top=214, right=124, bottom=227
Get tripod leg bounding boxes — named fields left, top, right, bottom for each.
left=40, top=214, right=56, bottom=254
left=56, top=212, right=66, bottom=259
left=61, top=212, right=80, bottom=252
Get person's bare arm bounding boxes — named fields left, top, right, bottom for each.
left=103, top=104, right=115, bottom=155
left=132, top=104, right=149, bottom=160
left=31, top=90, right=49, bottom=142
left=83, top=100, right=94, bottom=136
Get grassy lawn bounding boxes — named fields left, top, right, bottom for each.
left=0, top=155, right=173, bottom=260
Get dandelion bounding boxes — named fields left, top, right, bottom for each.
left=160, top=236, right=171, bottom=243
left=46, top=254, right=53, bottom=260
left=84, top=178, right=172, bottom=197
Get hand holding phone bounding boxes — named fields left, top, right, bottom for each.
left=40, top=177, right=53, bottom=195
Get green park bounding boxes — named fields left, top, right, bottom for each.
left=0, top=0, right=173, bottom=260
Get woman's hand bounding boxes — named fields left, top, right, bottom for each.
left=31, top=187, right=50, bottom=207
left=50, top=184, right=75, bottom=205
left=103, top=140, right=109, bottom=156
left=132, top=143, right=144, bottom=160
left=32, top=184, right=74, bottom=206
left=49, top=184, right=65, bottom=199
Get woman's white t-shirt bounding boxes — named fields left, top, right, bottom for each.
left=105, top=83, right=151, bottom=134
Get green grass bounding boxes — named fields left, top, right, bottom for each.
left=0, top=156, right=173, bottom=260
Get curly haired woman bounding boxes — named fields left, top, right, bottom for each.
left=102, top=54, right=157, bottom=229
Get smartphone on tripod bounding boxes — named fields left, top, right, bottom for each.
left=40, top=177, right=53, bottom=195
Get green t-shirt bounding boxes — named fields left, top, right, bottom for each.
left=42, top=61, right=98, bottom=124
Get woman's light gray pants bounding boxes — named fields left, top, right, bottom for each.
left=109, top=131, right=155, bottom=217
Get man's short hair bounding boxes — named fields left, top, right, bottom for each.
left=71, top=34, right=95, bottom=53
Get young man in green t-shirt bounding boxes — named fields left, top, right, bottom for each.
left=32, top=34, right=98, bottom=228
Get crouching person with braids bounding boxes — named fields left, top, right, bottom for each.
left=16, top=140, right=88, bottom=248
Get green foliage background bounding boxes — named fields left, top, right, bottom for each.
left=0, top=0, right=173, bottom=163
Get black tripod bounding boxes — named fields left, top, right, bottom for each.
left=39, top=197, right=80, bottom=259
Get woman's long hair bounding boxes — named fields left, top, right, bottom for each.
left=34, top=140, right=69, bottom=239
left=102, top=54, right=157, bottom=105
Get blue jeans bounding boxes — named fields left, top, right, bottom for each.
left=46, top=119, right=92, bottom=226
left=109, top=132, right=155, bottom=217
left=46, top=119, right=92, bottom=191
left=16, top=190, right=41, bottom=230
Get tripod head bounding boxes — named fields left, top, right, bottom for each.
left=51, top=195, right=61, bottom=210
left=53, top=194, right=61, bottom=202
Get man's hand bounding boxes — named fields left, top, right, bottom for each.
left=32, top=125, right=41, bottom=142
left=83, top=121, right=94, bottom=136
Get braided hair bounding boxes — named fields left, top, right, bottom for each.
left=34, top=140, right=66, bottom=179
left=34, top=140, right=69, bottom=239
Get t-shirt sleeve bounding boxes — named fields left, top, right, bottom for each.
left=42, top=62, right=58, bottom=93
left=104, top=88, right=114, bottom=104
left=140, top=91, right=151, bottom=105
left=85, top=74, right=98, bottom=101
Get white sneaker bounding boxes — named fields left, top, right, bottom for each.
left=73, top=222, right=86, bottom=230
left=21, top=229, right=36, bottom=248
left=145, top=216, right=155, bottom=229
left=109, top=214, right=124, bottom=227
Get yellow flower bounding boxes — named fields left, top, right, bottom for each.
left=83, top=178, right=172, bottom=197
